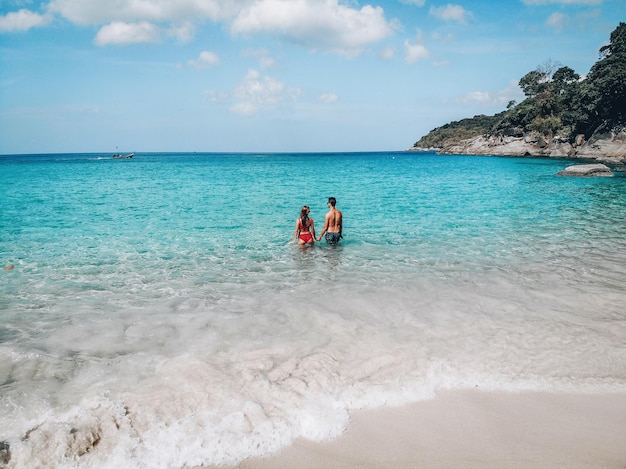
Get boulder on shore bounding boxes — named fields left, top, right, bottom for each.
left=575, top=128, right=626, bottom=163
left=556, top=164, right=614, bottom=177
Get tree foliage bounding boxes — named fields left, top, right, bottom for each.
left=413, top=114, right=503, bottom=149
left=414, top=23, right=626, bottom=148
left=585, top=22, right=626, bottom=128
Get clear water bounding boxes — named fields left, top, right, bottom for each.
left=1, top=152, right=625, bottom=468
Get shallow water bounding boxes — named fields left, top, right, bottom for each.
left=1, top=152, right=625, bottom=468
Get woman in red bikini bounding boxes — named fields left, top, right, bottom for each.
left=292, top=205, right=316, bottom=246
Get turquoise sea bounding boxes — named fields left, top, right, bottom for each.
left=1, top=152, right=625, bottom=468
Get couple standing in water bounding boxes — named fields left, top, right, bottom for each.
left=292, top=197, right=342, bottom=247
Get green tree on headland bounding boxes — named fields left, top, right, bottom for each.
left=414, top=23, right=626, bottom=149
left=584, top=23, right=626, bottom=130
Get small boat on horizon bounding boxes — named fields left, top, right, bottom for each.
left=112, top=152, right=134, bottom=159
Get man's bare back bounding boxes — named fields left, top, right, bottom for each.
left=317, top=197, right=342, bottom=244
left=324, top=208, right=342, bottom=232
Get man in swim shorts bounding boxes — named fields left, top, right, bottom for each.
left=317, top=197, right=342, bottom=245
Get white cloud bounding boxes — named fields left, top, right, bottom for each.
left=259, top=56, right=275, bottom=69
left=522, top=0, right=601, bottom=4
left=189, top=51, right=220, bottom=69
left=318, top=93, right=339, bottom=103
left=405, top=42, right=429, bottom=62
left=47, top=0, right=232, bottom=25
left=205, top=90, right=229, bottom=102
left=242, top=48, right=275, bottom=69
left=230, top=69, right=301, bottom=114
left=431, top=31, right=455, bottom=44
left=378, top=46, right=395, bottom=60
left=458, top=81, right=525, bottom=107
left=167, top=22, right=196, bottom=42
left=44, top=0, right=394, bottom=54
left=26, top=0, right=395, bottom=53
left=460, top=91, right=492, bottom=104
left=230, top=0, right=394, bottom=56
left=0, top=9, right=51, bottom=32
left=230, top=101, right=257, bottom=115
left=404, top=33, right=430, bottom=63
left=206, top=67, right=304, bottom=113
left=94, top=21, right=161, bottom=46
left=546, top=12, right=571, bottom=32
left=429, top=4, right=471, bottom=23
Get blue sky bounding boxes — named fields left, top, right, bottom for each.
left=0, top=0, right=623, bottom=154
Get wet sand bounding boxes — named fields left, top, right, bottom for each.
left=228, top=390, right=626, bottom=469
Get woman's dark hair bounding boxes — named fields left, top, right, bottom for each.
left=300, top=206, right=309, bottom=230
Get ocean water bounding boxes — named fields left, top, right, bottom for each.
left=1, top=151, right=625, bottom=468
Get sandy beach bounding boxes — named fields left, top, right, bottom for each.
left=225, top=390, right=626, bottom=469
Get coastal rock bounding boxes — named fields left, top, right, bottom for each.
left=0, top=441, right=10, bottom=465
left=440, top=133, right=559, bottom=157
left=408, top=146, right=441, bottom=152
left=575, top=128, right=626, bottom=163
left=432, top=128, right=626, bottom=163
left=556, top=164, right=614, bottom=177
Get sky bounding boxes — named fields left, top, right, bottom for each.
left=0, top=0, right=624, bottom=154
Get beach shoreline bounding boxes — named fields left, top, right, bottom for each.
left=219, top=390, right=626, bottom=469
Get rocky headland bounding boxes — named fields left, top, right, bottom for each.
left=409, top=23, right=626, bottom=171
left=409, top=127, right=626, bottom=166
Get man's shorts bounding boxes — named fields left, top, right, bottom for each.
left=325, top=232, right=341, bottom=245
